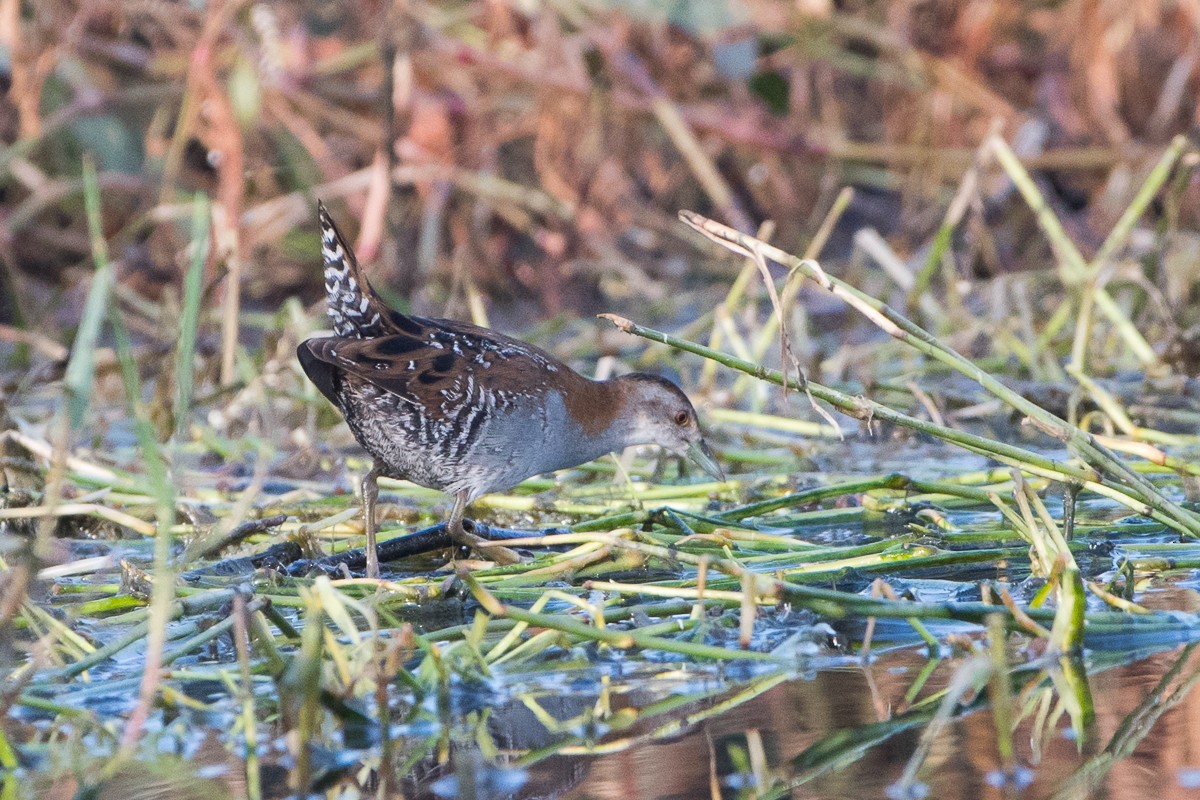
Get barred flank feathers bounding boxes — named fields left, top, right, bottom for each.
left=317, top=201, right=387, bottom=338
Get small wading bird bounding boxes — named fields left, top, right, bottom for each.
left=297, top=203, right=723, bottom=579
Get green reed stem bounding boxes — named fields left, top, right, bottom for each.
left=606, top=311, right=1197, bottom=538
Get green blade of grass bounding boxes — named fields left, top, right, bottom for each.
left=175, top=193, right=211, bottom=437
left=77, top=166, right=179, bottom=755
left=63, top=155, right=115, bottom=429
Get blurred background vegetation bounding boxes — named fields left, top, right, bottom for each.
left=1, top=0, right=1199, bottom=374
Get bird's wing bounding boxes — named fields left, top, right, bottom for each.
left=298, top=320, right=573, bottom=416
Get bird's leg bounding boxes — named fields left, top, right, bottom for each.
left=361, top=464, right=382, bottom=579
left=447, top=490, right=470, bottom=547
left=447, top=490, right=521, bottom=565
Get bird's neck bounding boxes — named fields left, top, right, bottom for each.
left=559, top=375, right=640, bottom=455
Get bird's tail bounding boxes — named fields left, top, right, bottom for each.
left=317, top=201, right=389, bottom=338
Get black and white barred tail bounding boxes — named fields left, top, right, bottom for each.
left=317, top=201, right=387, bottom=338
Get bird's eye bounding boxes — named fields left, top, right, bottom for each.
left=674, top=410, right=690, bottom=426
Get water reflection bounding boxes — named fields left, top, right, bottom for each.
left=11, top=629, right=1200, bottom=798
left=387, top=642, right=1200, bottom=800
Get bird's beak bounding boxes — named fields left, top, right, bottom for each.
left=687, top=439, right=725, bottom=482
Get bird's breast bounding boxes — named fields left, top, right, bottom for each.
left=453, top=389, right=612, bottom=498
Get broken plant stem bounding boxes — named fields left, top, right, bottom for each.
left=670, top=212, right=1200, bottom=539
left=599, top=311, right=1198, bottom=538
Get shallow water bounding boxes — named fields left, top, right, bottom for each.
left=20, top=638, right=1194, bottom=799
left=547, top=645, right=1200, bottom=800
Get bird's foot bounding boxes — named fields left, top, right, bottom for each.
left=453, top=518, right=523, bottom=565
